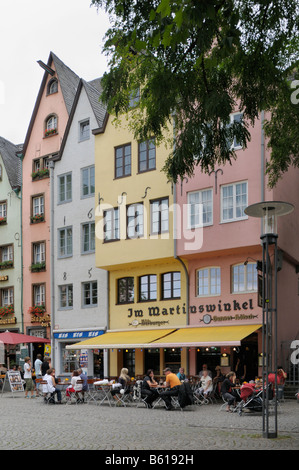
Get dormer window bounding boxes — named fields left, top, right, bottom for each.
left=44, top=114, right=57, bottom=137
left=47, top=78, right=58, bottom=95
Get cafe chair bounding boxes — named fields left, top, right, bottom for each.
left=65, top=380, right=84, bottom=404
left=40, top=380, right=55, bottom=404
left=133, top=380, right=150, bottom=408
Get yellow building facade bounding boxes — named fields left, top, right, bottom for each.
left=93, top=115, right=188, bottom=377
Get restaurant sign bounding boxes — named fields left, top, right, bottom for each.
left=127, top=298, right=257, bottom=325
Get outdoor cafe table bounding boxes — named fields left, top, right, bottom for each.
left=93, top=381, right=114, bottom=406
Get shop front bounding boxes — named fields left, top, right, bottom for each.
left=53, top=329, right=106, bottom=377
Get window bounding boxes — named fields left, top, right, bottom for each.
left=33, top=242, right=45, bottom=264
left=81, top=166, right=95, bottom=198
left=127, top=203, right=144, bottom=239
left=138, top=139, right=156, bottom=172
left=59, top=285, right=73, bottom=309
left=139, top=275, right=157, bottom=301
left=118, top=277, right=134, bottom=304
left=196, top=267, right=221, bottom=297
left=45, top=115, right=57, bottom=137
left=162, top=272, right=181, bottom=300
left=150, top=198, right=169, bottom=235
left=47, top=78, right=58, bottom=95
left=32, top=157, right=50, bottom=180
left=79, top=119, right=90, bottom=141
left=0, top=201, right=7, bottom=221
left=58, top=227, right=72, bottom=258
left=0, top=244, right=13, bottom=269
left=231, top=112, right=243, bottom=149
left=104, top=208, right=119, bottom=242
left=82, top=281, right=97, bottom=307
left=129, top=88, right=140, bottom=108
left=32, top=195, right=44, bottom=217
left=115, top=144, right=131, bottom=178
left=232, top=263, right=257, bottom=293
left=33, top=284, right=45, bottom=306
left=188, top=189, right=213, bottom=228
left=1, top=287, right=13, bottom=307
left=82, top=222, right=95, bottom=253
left=58, top=173, right=72, bottom=203
left=221, top=181, right=247, bottom=222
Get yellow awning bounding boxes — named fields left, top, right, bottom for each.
left=66, top=329, right=176, bottom=350
left=148, top=324, right=261, bottom=348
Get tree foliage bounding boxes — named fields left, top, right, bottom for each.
left=92, top=0, right=299, bottom=185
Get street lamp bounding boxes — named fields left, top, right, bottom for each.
left=244, top=201, right=294, bottom=438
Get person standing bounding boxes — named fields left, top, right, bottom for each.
left=34, top=354, right=43, bottom=396
left=41, top=356, right=51, bottom=377
left=24, top=357, right=35, bottom=399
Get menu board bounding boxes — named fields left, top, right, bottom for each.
left=7, top=371, right=24, bottom=393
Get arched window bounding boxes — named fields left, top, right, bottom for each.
left=47, top=78, right=58, bottom=95
left=44, top=114, right=57, bottom=137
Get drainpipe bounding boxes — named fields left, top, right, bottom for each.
left=15, top=152, right=24, bottom=333
left=48, top=160, right=55, bottom=368
left=261, top=110, right=265, bottom=229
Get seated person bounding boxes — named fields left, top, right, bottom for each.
left=177, top=367, right=186, bottom=381
left=141, top=369, right=159, bottom=408
left=198, top=369, right=213, bottom=396
left=111, top=368, right=131, bottom=401
left=199, top=364, right=212, bottom=379
left=66, top=370, right=83, bottom=402
left=221, top=371, right=239, bottom=412
left=78, top=368, right=88, bottom=402
left=43, top=368, right=62, bottom=404
left=160, top=367, right=181, bottom=410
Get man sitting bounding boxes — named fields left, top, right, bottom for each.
left=160, top=367, right=181, bottom=410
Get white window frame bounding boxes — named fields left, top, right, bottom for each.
left=232, top=262, right=257, bottom=293
left=104, top=208, right=120, bottom=242
left=82, top=281, right=98, bottom=307
left=1, top=287, right=13, bottom=306
left=58, top=172, right=72, bottom=204
left=127, top=203, right=144, bottom=239
left=196, top=267, right=221, bottom=297
left=150, top=198, right=169, bottom=235
left=59, top=284, right=73, bottom=309
left=79, top=119, right=90, bottom=142
left=33, top=242, right=45, bottom=264
left=1, top=245, right=13, bottom=262
left=82, top=222, right=95, bottom=253
left=81, top=165, right=95, bottom=198
left=187, top=188, right=213, bottom=228
left=33, top=284, right=45, bottom=306
left=32, top=195, right=44, bottom=217
left=58, top=227, right=73, bottom=258
left=230, top=112, right=243, bottom=149
left=221, top=181, right=248, bottom=223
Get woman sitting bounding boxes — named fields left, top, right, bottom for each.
left=141, top=369, right=159, bottom=408
left=111, top=368, right=131, bottom=402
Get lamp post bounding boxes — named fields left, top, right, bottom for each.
left=244, top=201, right=294, bottom=438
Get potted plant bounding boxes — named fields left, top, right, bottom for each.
left=0, top=260, right=13, bottom=270
left=30, top=262, right=46, bottom=272
left=30, top=214, right=44, bottom=223
left=0, top=304, right=14, bottom=316
left=0, top=216, right=7, bottom=225
left=31, top=168, right=49, bottom=180
left=44, top=128, right=57, bottom=137
left=28, top=304, right=46, bottom=316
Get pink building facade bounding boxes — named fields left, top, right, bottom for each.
left=21, top=53, right=79, bottom=342
left=175, top=113, right=299, bottom=380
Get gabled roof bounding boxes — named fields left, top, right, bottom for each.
left=21, top=52, right=80, bottom=157
left=0, top=137, right=22, bottom=189
left=57, top=77, right=107, bottom=160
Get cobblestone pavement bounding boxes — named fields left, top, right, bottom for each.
left=0, top=393, right=298, bottom=452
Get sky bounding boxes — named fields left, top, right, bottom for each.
left=0, top=0, right=111, bottom=144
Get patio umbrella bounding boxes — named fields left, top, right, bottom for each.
left=0, top=330, right=50, bottom=345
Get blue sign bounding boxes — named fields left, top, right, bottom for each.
left=54, top=330, right=104, bottom=340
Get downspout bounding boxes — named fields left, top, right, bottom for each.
left=261, top=110, right=265, bottom=203
left=48, top=160, right=55, bottom=368
left=16, top=152, right=24, bottom=333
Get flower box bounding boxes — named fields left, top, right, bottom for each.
left=30, top=262, right=46, bottom=272
left=28, top=305, right=46, bottom=316
left=0, top=260, right=13, bottom=270
left=31, top=169, right=49, bottom=180
left=0, top=217, right=7, bottom=225
left=44, top=128, right=57, bottom=137
left=30, top=214, right=44, bottom=224
left=0, top=304, right=14, bottom=316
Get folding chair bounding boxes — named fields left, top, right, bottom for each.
left=66, top=380, right=84, bottom=404
left=40, top=380, right=55, bottom=404
left=133, top=381, right=149, bottom=408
